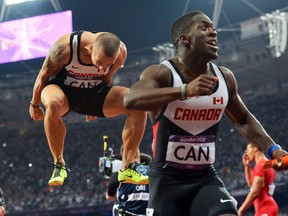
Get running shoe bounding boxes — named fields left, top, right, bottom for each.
left=118, top=163, right=149, bottom=184
left=48, top=162, right=69, bottom=186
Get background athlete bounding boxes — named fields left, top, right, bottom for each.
left=124, top=11, right=288, bottom=216
left=106, top=146, right=150, bottom=216
left=29, top=31, right=147, bottom=186
left=238, top=143, right=278, bottom=216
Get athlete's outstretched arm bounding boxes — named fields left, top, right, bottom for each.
left=222, top=66, right=288, bottom=163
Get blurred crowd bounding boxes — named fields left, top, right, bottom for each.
left=1, top=94, right=288, bottom=214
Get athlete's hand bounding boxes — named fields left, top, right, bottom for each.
left=271, top=148, right=288, bottom=171
left=86, top=115, right=97, bottom=122
left=242, top=152, right=249, bottom=166
left=29, top=106, right=45, bottom=121
left=186, top=75, right=218, bottom=97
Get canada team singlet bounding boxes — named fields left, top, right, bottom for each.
left=48, top=31, right=114, bottom=117
left=55, top=31, right=112, bottom=88
left=151, top=60, right=229, bottom=172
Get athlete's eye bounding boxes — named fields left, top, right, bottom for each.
left=200, top=26, right=208, bottom=31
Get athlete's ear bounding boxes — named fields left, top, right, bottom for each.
left=253, top=147, right=258, bottom=153
left=89, top=44, right=94, bottom=52
left=179, top=34, right=190, bottom=45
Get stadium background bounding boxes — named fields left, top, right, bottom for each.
left=0, top=0, right=288, bottom=215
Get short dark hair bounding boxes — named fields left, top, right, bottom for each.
left=171, top=11, right=203, bottom=49
left=94, top=32, right=120, bottom=57
left=249, top=143, right=264, bottom=152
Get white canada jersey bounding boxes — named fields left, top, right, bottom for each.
left=162, top=60, right=228, bottom=135
left=61, top=31, right=112, bottom=88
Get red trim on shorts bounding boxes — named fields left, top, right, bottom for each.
left=152, top=122, right=159, bottom=158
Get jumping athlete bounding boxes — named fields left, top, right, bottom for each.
left=29, top=31, right=148, bottom=186
left=123, top=11, right=288, bottom=216
left=238, top=143, right=278, bottom=216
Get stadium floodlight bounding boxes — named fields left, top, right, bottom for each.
left=261, top=10, right=287, bottom=58
left=152, top=42, right=176, bottom=63
left=4, top=0, right=36, bottom=6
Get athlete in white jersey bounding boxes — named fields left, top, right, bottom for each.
left=124, top=11, right=288, bottom=216
left=29, top=31, right=148, bottom=186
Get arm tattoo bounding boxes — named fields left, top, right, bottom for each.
left=51, top=42, right=66, bottom=63
left=46, top=42, right=67, bottom=76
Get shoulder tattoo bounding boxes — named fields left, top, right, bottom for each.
left=46, top=42, right=68, bottom=76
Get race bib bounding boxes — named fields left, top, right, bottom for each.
left=165, top=135, right=215, bottom=169
left=64, top=76, right=102, bottom=88
left=268, top=183, right=276, bottom=196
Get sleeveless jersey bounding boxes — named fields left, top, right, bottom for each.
left=53, top=31, right=112, bottom=88
left=151, top=60, right=229, bottom=171
left=117, top=163, right=149, bottom=216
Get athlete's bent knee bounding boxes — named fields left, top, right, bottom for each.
left=45, top=102, right=63, bottom=119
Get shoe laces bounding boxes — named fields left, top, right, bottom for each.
left=53, top=162, right=70, bottom=172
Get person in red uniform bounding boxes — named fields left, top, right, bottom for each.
left=238, top=143, right=278, bottom=216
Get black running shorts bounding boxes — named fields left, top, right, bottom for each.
left=48, top=79, right=112, bottom=117
left=147, top=170, right=237, bottom=216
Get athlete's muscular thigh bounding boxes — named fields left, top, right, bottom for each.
left=103, top=86, right=129, bottom=117
left=41, top=84, right=69, bottom=116
left=190, top=184, right=238, bottom=216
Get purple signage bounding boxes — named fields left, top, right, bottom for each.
left=0, top=10, right=73, bottom=64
